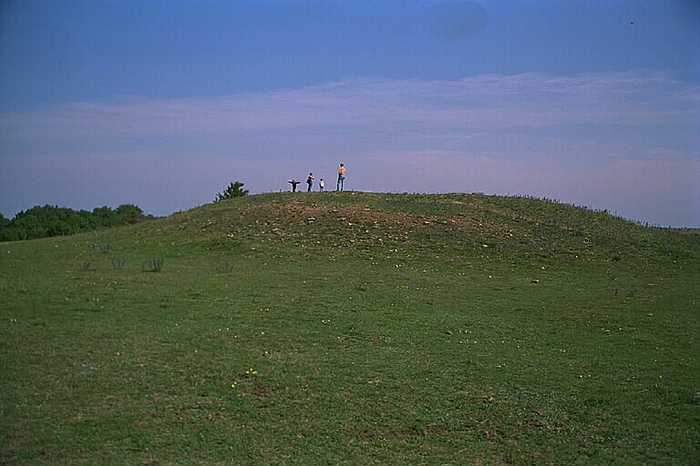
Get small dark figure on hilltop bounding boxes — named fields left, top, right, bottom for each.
left=306, top=172, right=315, bottom=192
left=288, top=179, right=301, bottom=192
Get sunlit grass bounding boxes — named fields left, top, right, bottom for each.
left=1, top=193, right=698, bottom=465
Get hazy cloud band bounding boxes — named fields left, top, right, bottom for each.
left=1, top=71, right=698, bottom=226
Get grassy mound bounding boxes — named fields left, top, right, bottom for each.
left=1, top=193, right=698, bottom=465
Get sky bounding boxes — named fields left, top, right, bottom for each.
left=1, top=0, right=699, bottom=227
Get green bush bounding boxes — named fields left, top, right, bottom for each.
left=214, top=181, right=249, bottom=202
left=0, top=204, right=152, bottom=242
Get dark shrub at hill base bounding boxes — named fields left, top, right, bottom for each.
left=0, top=204, right=153, bottom=241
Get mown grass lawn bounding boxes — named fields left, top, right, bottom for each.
left=1, top=193, right=699, bottom=465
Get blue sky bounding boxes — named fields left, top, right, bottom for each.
left=1, top=0, right=699, bottom=226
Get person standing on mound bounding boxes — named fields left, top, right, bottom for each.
left=336, top=163, right=347, bottom=191
left=306, top=172, right=315, bottom=192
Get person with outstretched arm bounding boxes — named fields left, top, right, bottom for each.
left=336, top=163, right=347, bottom=191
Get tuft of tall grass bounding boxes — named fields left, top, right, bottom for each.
left=142, top=258, right=163, bottom=272
left=92, top=243, right=112, bottom=254
left=111, top=258, right=127, bottom=270
left=218, top=258, right=234, bottom=274
left=80, top=261, right=96, bottom=272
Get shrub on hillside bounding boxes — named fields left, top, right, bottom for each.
left=115, top=204, right=145, bottom=224
left=215, top=181, right=249, bottom=202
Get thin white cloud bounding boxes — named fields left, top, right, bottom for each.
left=1, top=71, right=698, bottom=141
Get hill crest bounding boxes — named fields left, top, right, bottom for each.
left=138, top=192, right=698, bottom=264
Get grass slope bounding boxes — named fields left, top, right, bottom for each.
left=1, top=192, right=699, bottom=465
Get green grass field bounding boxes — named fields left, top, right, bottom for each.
left=1, top=192, right=699, bottom=465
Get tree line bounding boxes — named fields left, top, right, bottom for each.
left=0, top=204, right=153, bottom=242
left=0, top=181, right=248, bottom=242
